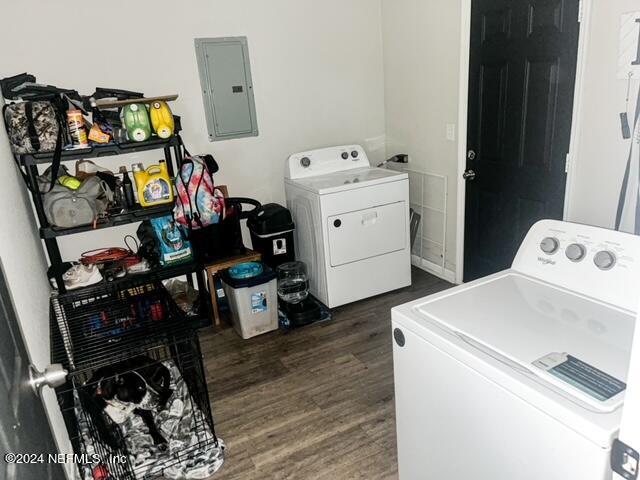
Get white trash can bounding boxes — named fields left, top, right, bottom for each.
left=220, top=263, right=278, bottom=339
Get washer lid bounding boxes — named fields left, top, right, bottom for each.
left=285, top=167, right=407, bottom=195
left=414, top=272, right=635, bottom=412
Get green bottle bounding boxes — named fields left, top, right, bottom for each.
left=122, top=104, right=151, bottom=142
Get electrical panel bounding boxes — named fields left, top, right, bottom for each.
left=195, top=36, right=259, bottom=141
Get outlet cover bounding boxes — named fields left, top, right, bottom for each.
left=446, top=124, right=456, bottom=142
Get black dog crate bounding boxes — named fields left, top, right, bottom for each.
left=51, top=282, right=223, bottom=479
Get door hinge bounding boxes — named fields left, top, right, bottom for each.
left=612, top=439, right=639, bottom=480
left=578, top=0, right=584, bottom=23
left=565, top=153, right=571, bottom=173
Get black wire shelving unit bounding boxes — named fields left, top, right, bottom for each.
left=12, top=123, right=221, bottom=478
left=16, top=128, right=208, bottom=299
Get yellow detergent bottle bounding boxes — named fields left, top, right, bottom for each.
left=133, top=160, right=174, bottom=207
left=149, top=101, right=175, bottom=139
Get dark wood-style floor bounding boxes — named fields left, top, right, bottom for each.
left=200, top=268, right=453, bottom=479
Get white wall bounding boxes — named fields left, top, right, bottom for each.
left=566, top=0, right=640, bottom=231
left=0, top=0, right=385, bottom=476
left=382, top=0, right=640, bottom=281
left=381, top=0, right=462, bottom=276
left=0, top=0, right=386, bottom=261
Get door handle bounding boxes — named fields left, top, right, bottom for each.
left=463, top=169, right=476, bottom=181
left=29, top=364, right=67, bottom=397
left=361, top=211, right=378, bottom=226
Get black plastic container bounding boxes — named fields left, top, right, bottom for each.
left=247, top=203, right=295, bottom=268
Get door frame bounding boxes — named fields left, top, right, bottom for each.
left=454, top=0, right=593, bottom=284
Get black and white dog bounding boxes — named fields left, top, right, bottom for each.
left=86, top=356, right=173, bottom=449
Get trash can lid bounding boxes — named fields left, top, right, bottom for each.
left=228, top=262, right=263, bottom=279
left=247, top=203, right=295, bottom=236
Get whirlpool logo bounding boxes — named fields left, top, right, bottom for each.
left=537, top=257, right=556, bottom=265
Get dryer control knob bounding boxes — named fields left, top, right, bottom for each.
left=341, top=152, right=349, bottom=160
left=540, top=237, right=559, bottom=255
left=351, top=150, right=359, bottom=159
left=300, top=157, right=311, bottom=168
left=565, top=243, right=586, bottom=262
left=594, top=250, right=616, bottom=270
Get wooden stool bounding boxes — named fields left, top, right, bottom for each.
left=205, top=250, right=262, bottom=327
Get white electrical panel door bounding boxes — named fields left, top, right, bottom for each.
left=195, top=36, right=258, bottom=141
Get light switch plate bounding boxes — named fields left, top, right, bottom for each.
left=446, top=124, right=456, bottom=142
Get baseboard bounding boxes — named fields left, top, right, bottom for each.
left=411, top=255, right=457, bottom=284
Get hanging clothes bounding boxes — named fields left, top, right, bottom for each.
left=616, top=82, right=640, bottom=234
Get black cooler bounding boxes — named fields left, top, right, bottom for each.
left=247, top=203, right=295, bottom=268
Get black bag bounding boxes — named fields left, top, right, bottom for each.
left=188, top=198, right=260, bottom=263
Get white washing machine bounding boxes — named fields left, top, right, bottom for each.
left=284, top=145, right=411, bottom=308
left=392, top=220, right=640, bottom=480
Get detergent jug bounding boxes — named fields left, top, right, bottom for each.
left=133, top=160, right=174, bottom=207
left=149, top=101, right=175, bottom=139
left=122, top=104, right=151, bottom=142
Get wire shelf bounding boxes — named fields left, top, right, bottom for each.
left=51, top=282, right=198, bottom=376
left=54, top=261, right=201, bottom=300
left=18, top=135, right=181, bottom=166
left=40, top=204, right=175, bottom=239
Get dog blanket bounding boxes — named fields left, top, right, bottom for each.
left=76, top=360, right=225, bottom=479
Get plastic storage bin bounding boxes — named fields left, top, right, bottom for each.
left=220, top=263, right=278, bottom=339
left=247, top=203, right=295, bottom=268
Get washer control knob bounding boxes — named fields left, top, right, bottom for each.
left=341, top=152, right=349, bottom=160
left=540, top=237, right=559, bottom=255
left=565, top=243, right=586, bottom=262
left=300, top=157, right=311, bottom=168
left=351, top=150, right=359, bottom=159
left=594, top=250, right=617, bottom=270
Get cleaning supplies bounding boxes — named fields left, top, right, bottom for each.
left=137, top=216, right=192, bottom=267
left=122, top=103, right=151, bottom=142
left=132, top=163, right=143, bottom=204
left=149, top=101, right=175, bottom=139
left=88, top=100, right=113, bottom=144
left=119, top=166, right=135, bottom=209
left=67, top=109, right=89, bottom=147
left=133, top=160, right=174, bottom=207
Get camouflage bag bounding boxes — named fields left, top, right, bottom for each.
left=3, top=101, right=60, bottom=153
left=3, top=100, right=63, bottom=192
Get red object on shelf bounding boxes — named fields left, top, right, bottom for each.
left=150, top=301, right=164, bottom=322
left=92, top=464, right=111, bottom=480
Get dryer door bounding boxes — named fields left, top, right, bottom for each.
left=327, top=201, right=407, bottom=267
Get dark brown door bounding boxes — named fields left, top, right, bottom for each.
left=464, top=0, right=580, bottom=281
